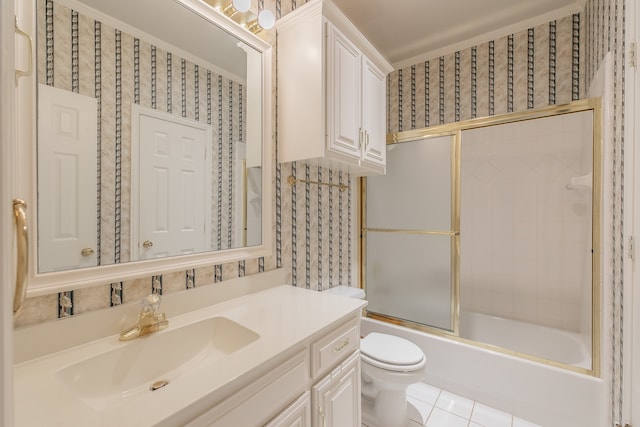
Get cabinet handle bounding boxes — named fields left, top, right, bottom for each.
left=358, top=128, right=363, bottom=149
left=332, top=337, right=350, bottom=352
left=365, top=131, right=370, bottom=148
left=14, top=17, right=33, bottom=85
left=13, top=199, right=28, bottom=314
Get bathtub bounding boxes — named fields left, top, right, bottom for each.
left=459, top=311, right=591, bottom=370
left=361, top=317, right=604, bottom=427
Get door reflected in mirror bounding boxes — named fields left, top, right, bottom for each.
left=36, top=0, right=263, bottom=272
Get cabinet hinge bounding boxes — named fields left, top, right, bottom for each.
left=628, top=42, right=637, bottom=67
left=628, top=236, right=635, bottom=261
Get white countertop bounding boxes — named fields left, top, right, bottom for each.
left=14, top=284, right=366, bottom=426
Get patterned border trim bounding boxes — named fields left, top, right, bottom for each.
left=507, top=35, right=514, bottom=113
left=549, top=20, right=557, bottom=105
left=424, top=60, right=430, bottom=127
left=71, top=11, right=79, bottom=93
left=45, top=0, right=54, bottom=86
left=167, top=52, right=173, bottom=113
left=471, top=47, right=477, bottom=118
left=305, top=164, right=311, bottom=289
left=572, top=14, right=580, bottom=101
left=328, top=171, right=334, bottom=287
left=181, top=59, right=187, bottom=117
left=186, top=269, right=195, bottom=289
left=134, top=38, right=140, bottom=104
left=238, top=261, right=246, bottom=277
left=258, top=256, right=265, bottom=272
left=527, top=29, right=535, bottom=109
left=291, top=162, right=298, bottom=286
left=439, top=57, right=445, bottom=125
left=227, top=81, right=234, bottom=249
left=114, top=29, right=122, bottom=264
left=110, top=282, right=123, bottom=306
left=151, top=274, right=163, bottom=295
left=194, top=65, right=200, bottom=121
left=455, top=51, right=461, bottom=121
left=58, top=291, right=73, bottom=317
left=151, top=46, right=157, bottom=109
left=410, top=65, right=416, bottom=129
left=398, top=69, right=403, bottom=132
left=317, top=166, right=323, bottom=290
left=217, top=75, right=223, bottom=250
left=95, top=21, right=102, bottom=265
left=488, top=41, right=495, bottom=115
left=347, top=175, right=352, bottom=286
left=338, top=172, right=343, bottom=285
left=215, top=264, right=223, bottom=282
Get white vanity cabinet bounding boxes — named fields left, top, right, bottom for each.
left=184, top=316, right=362, bottom=427
left=276, top=0, right=392, bottom=176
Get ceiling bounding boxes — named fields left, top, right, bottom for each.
left=331, top=0, right=585, bottom=69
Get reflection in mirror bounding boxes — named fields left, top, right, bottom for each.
left=36, top=0, right=263, bottom=272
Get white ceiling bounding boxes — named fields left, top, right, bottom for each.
left=331, top=0, right=585, bottom=69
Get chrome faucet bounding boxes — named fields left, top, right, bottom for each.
left=119, top=293, right=169, bottom=341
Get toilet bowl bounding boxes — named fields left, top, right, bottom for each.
left=323, top=286, right=426, bottom=427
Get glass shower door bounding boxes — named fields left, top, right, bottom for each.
left=363, top=134, right=459, bottom=333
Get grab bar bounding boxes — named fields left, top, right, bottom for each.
left=13, top=199, right=28, bottom=314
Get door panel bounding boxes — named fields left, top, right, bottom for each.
left=37, top=84, right=98, bottom=272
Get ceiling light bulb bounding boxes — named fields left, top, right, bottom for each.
left=257, top=9, right=275, bottom=30
left=232, top=0, right=251, bottom=13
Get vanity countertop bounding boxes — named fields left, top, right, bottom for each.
left=14, top=284, right=366, bottom=426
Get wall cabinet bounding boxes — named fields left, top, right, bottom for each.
left=277, top=0, right=392, bottom=176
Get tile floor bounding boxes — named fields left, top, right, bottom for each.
left=364, top=382, right=542, bottom=427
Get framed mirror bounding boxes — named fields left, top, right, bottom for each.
left=19, top=0, right=272, bottom=295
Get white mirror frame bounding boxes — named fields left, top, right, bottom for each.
left=15, top=0, right=273, bottom=297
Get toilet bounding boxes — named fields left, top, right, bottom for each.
left=323, top=286, right=426, bottom=427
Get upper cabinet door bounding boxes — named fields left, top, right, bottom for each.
left=327, top=23, right=362, bottom=160
left=361, top=57, right=386, bottom=167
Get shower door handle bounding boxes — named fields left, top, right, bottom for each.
left=13, top=199, right=28, bottom=314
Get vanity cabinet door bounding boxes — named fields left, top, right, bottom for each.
left=326, top=23, right=362, bottom=161
left=360, top=57, right=386, bottom=168
left=312, top=350, right=360, bottom=427
left=265, top=391, right=311, bottom=427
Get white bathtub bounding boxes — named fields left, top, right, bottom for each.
left=459, top=311, right=592, bottom=370
left=361, top=317, right=604, bottom=427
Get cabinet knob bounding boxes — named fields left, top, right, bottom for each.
left=143, top=240, right=154, bottom=249
left=81, top=247, right=95, bottom=257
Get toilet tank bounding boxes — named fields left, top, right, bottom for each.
left=323, top=285, right=366, bottom=299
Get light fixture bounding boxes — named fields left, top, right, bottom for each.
left=222, top=0, right=251, bottom=17
left=246, top=9, right=275, bottom=33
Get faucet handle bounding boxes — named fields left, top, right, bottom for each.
left=140, top=293, right=161, bottom=315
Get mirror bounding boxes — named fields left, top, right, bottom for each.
left=34, top=0, right=268, bottom=274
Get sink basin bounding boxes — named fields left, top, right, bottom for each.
left=56, top=316, right=259, bottom=409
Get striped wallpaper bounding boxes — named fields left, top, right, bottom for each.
left=387, top=14, right=583, bottom=134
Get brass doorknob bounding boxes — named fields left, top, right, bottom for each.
left=81, top=247, right=95, bottom=257
left=143, top=240, right=153, bottom=249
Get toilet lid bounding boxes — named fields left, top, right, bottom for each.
left=361, top=333, right=424, bottom=366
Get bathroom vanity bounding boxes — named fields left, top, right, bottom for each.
left=13, top=272, right=366, bottom=426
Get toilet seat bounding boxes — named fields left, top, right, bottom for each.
left=361, top=332, right=426, bottom=372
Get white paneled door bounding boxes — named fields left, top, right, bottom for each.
left=133, top=107, right=211, bottom=261
left=37, top=84, right=98, bottom=272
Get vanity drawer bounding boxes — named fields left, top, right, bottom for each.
left=311, top=317, right=360, bottom=378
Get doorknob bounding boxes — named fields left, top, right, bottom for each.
left=81, top=247, right=95, bottom=257
left=143, top=240, right=154, bottom=249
